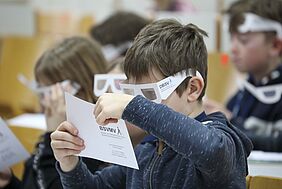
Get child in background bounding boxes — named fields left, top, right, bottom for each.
left=1, top=36, right=108, bottom=189
left=205, top=0, right=282, bottom=152
left=89, top=11, right=150, bottom=63
left=51, top=19, right=253, bottom=189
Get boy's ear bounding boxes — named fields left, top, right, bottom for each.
left=186, top=77, right=204, bottom=102
left=270, top=38, right=282, bottom=57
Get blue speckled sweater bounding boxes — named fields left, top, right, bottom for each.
left=57, top=95, right=253, bottom=189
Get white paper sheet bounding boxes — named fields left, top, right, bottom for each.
left=65, top=93, right=139, bottom=170
left=0, top=118, right=30, bottom=171
left=7, top=113, right=46, bottom=130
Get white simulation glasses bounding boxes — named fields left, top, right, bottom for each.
left=242, top=80, right=282, bottom=104
left=119, top=69, right=203, bottom=103
left=93, top=74, right=127, bottom=97
left=239, top=13, right=282, bottom=39
left=18, top=74, right=81, bottom=96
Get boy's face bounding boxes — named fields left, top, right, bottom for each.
left=230, top=32, right=274, bottom=75
left=128, top=69, right=192, bottom=115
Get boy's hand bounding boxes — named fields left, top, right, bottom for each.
left=94, top=93, right=134, bottom=125
left=203, top=99, right=232, bottom=120
left=0, top=168, right=12, bottom=187
left=50, top=121, right=85, bottom=172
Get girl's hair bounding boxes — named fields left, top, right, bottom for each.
left=34, top=36, right=108, bottom=103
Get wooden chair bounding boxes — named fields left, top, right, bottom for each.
left=249, top=176, right=282, bottom=189
left=206, top=52, right=240, bottom=104
left=247, top=175, right=252, bottom=189
left=0, top=36, right=55, bottom=118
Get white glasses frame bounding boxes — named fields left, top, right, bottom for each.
left=18, top=74, right=81, bottom=96
left=93, top=74, right=127, bottom=97
left=239, top=13, right=282, bottom=39
left=119, top=69, right=203, bottom=103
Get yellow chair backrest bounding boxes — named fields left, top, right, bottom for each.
left=0, top=36, right=56, bottom=117
left=247, top=175, right=252, bottom=189
left=206, top=53, right=239, bottom=104
left=249, top=176, right=282, bottom=189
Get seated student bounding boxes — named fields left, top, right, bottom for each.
left=0, top=36, right=108, bottom=189
left=51, top=19, right=253, bottom=189
left=205, top=0, right=282, bottom=152
left=89, top=11, right=150, bottom=63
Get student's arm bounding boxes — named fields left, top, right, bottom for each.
left=56, top=159, right=126, bottom=189
left=246, top=132, right=282, bottom=152
left=230, top=117, right=282, bottom=152
left=26, top=133, right=106, bottom=189
left=94, top=94, right=237, bottom=178
left=121, top=96, right=236, bottom=176
left=227, top=92, right=282, bottom=152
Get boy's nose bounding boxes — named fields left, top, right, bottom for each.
left=230, top=38, right=239, bottom=55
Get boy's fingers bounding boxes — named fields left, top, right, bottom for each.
left=105, top=118, right=118, bottom=125
left=96, top=112, right=107, bottom=126
left=57, top=121, right=78, bottom=136
left=94, top=103, right=102, bottom=119
left=51, top=130, right=83, bottom=146
left=54, top=149, right=81, bottom=161
left=51, top=140, right=85, bottom=151
left=94, top=96, right=103, bottom=118
left=61, top=149, right=82, bottom=157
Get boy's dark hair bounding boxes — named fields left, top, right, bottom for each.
left=250, top=0, right=282, bottom=24
left=226, top=0, right=252, bottom=33
left=124, top=19, right=208, bottom=100
left=90, top=11, right=150, bottom=47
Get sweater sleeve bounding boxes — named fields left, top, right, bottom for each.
left=25, top=132, right=107, bottom=189
left=122, top=95, right=237, bottom=175
left=56, top=159, right=126, bottom=189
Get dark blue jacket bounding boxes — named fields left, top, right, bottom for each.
left=58, top=95, right=252, bottom=189
left=227, top=64, right=282, bottom=152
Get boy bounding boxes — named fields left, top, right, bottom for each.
left=206, top=0, right=282, bottom=152
left=51, top=19, right=253, bottom=188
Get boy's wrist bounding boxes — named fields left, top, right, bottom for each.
left=59, top=156, right=79, bottom=172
